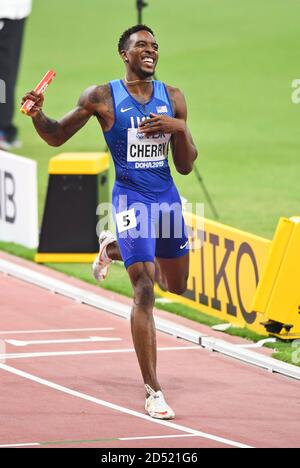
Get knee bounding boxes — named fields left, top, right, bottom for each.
left=133, top=274, right=155, bottom=309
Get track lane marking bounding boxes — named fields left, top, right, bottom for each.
left=0, top=346, right=201, bottom=360
left=0, top=434, right=199, bottom=448
left=0, top=363, right=253, bottom=449
left=0, top=328, right=114, bottom=335
left=1, top=258, right=299, bottom=381
left=6, top=336, right=121, bottom=347
left=0, top=443, right=40, bottom=448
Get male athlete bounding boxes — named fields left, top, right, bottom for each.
left=21, top=25, right=197, bottom=420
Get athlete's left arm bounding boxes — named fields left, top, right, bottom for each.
left=170, top=88, right=198, bottom=174
left=139, top=88, right=197, bottom=174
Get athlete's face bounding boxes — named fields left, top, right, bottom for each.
left=122, top=31, right=159, bottom=77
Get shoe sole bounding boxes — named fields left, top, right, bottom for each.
left=147, top=411, right=175, bottom=420
left=145, top=403, right=175, bottom=420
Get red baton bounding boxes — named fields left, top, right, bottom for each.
left=20, top=70, right=56, bottom=115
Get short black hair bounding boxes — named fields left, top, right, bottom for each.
left=118, top=25, right=155, bottom=53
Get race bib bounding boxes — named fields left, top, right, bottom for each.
left=127, top=128, right=170, bottom=169
left=116, top=208, right=137, bottom=233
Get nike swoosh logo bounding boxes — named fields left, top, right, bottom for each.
left=180, top=241, right=189, bottom=250
left=120, top=107, right=133, bottom=113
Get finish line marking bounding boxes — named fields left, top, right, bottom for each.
left=0, top=363, right=253, bottom=449
left=0, top=345, right=201, bottom=361
left=6, top=336, right=121, bottom=347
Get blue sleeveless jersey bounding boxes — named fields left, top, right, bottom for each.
left=104, top=79, right=174, bottom=193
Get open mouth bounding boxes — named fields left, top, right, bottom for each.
left=142, top=56, right=155, bottom=66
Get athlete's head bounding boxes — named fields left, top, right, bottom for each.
left=118, top=25, right=159, bottom=78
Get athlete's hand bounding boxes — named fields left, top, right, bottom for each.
left=21, top=90, right=44, bottom=117
left=138, top=113, right=185, bottom=136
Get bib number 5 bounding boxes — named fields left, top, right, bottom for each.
left=116, top=208, right=137, bottom=233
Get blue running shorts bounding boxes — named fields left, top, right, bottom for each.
left=112, top=182, right=189, bottom=269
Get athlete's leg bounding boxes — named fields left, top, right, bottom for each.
left=100, top=186, right=171, bottom=399
left=154, top=258, right=168, bottom=291
left=127, top=261, right=161, bottom=392
left=106, top=240, right=122, bottom=261
left=156, top=252, right=189, bottom=295
left=155, top=184, right=190, bottom=295
left=96, top=239, right=169, bottom=294
left=106, top=242, right=168, bottom=293
left=103, top=236, right=185, bottom=297
left=95, top=237, right=161, bottom=391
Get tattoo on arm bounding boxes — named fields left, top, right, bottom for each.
left=88, top=88, right=102, bottom=105
left=31, top=84, right=113, bottom=146
left=87, top=84, right=114, bottom=128
left=88, top=84, right=112, bottom=109
left=33, top=112, right=59, bottom=134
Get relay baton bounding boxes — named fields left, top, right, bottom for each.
left=20, top=70, right=56, bottom=115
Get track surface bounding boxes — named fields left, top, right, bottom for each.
left=0, top=255, right=299, bottom=448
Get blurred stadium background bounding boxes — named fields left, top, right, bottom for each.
left=1, top=0, right=300, bottom=361
left=11, top=0, right=300, bottom=234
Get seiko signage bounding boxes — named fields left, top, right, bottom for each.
left=156, top=212, right=271, bottom=335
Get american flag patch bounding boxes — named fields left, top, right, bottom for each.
left=156, top=105, right=168, bottom=113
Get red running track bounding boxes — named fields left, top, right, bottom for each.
left=0, top=253, right=300, bottom=448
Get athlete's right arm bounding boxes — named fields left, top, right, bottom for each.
left=20, top=85, right=110, bottom=146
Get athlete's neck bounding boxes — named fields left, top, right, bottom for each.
left=124, top=77, right=153, bottom=85
left=124, top=70, right=153, bottom=89
left=123, top=73, right=153, bottom=101
left=124, top=69, right=153, bottom=83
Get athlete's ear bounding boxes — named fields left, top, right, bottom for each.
left=120, top=51, right=129, bottom=63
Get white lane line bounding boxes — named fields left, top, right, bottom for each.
left=0, top=442, right=41, bottom=448
left=0, top=328, right=114, bottom=336
left=0, top=363, right=253, bottom=449
left=119, top=434, right=197, bottom=441
left=1, top=258, right=300, bottom=381
left=0, top=434, right=198, bottom=448
left=0, top=258, right=204, bottom=345
left=3, top=258, right=298, bottom=379
left=6, top=337, right=121, bottom=347
left=0, top=442, right=40, bottom=448
left=0, top=346, right=200, bottom=360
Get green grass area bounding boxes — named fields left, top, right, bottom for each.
left=1, top=1, right=300, bottom=366
left=13, top=0, right=300, bottom=235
